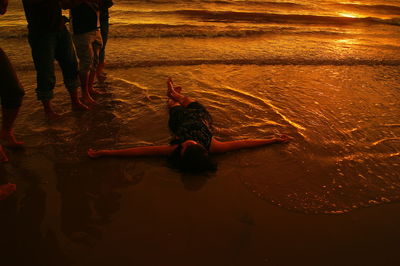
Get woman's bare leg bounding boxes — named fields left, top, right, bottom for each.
left=167, top=99, right=180, bottom=109
left=166, top=79, right=182, bottom=108
left=166, top=78, right=194, bottom=107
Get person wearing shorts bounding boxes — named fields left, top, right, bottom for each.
left=87, top=78, right=292, bottom=173
left=70, top=0, right=103, bottom=105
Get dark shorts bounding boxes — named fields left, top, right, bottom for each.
left=169, top=102, right=209, bottom=131
left=0, top=48, right=25, bottom=109
left=168, top=102, right=213, bottom=149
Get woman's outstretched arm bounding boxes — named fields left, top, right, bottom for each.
left=88, top=145, right=177, bottom=158
left=209, top=135, right=291, bottom=154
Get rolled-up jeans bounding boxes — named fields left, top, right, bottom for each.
left=28, top=26, right=80, bottom=101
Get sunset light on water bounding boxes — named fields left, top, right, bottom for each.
left=338, top=12, right=361, bottom=18
left=1, top=0, right=400, bottom=265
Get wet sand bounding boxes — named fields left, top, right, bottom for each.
left=1, top=160, right=400, bottom=266
left=1, top=69, right=400, bottom=266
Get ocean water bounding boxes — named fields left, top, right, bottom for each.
left=0, top=0, right=400, bottom=214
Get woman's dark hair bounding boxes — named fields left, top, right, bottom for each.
left=169, top=144, right=217, bottom=173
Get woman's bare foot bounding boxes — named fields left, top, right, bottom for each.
left=167, top=78, right=182, bottom=101
left=167, top=78, right=174, bottom=97
left=43, top=101, right=62, bottom=120
left=0, top=130, right=24, bottom=148
left=174, top=86, right=182, bottom=93
left=169, top=88, right=182, bottom=102
left=0, top=145, right=9, bottom=162
left=0, top=183, right=16, bottom=200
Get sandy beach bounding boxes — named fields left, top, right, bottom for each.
left=1, top=0, right=400, bottom=265
left=1, top=67, right=400, bottom=266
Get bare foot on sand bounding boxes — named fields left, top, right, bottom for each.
left=97, top=73, right=107, bottom=83
left=71, top=95, right=90, bottom=111
left=72, top=101, right=90, bottom=111
left=82, top=95, right=97, bottom=106
left=45, top=109, right=62, bottom=120
left=42, top=101, right=62, bottom=120
left=0, top=130, right=24, bottom=148
left=0, top=145, right=9, bottom=162
left=0, top=183, right=16, bottom=200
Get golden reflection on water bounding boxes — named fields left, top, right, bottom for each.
left=330, top=38, right=358, bottom=56
left=338, top=12, right=361, bottom=18
left=335, top=39, right=358, bottom=45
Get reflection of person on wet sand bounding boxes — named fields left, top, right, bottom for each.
left=0, top=183, right=16, bottom=200
left=88, top=78, right=292, bottom=172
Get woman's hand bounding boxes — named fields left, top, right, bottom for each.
left=87, top=148, right=104, bottom=158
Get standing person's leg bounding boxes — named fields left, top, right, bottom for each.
left=28, top=31, right=60, bottom=119
left=88, top=30, right=103, bottom=95
left=97, top=15, right=109, bottom=82
left=1, top=108, right=22, bottom=146
left=0, top=48, right=24, bottom=148
left=55, top=27, right=88, bottom=111
left=73, top=31, right=96, bottom=105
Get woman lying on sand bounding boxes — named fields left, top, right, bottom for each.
left=88, top=78, right=291, bottom=172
